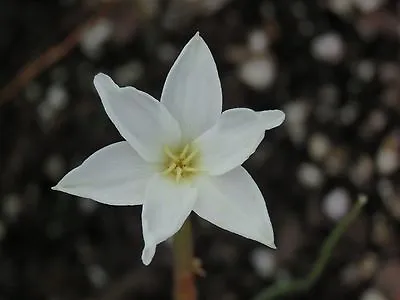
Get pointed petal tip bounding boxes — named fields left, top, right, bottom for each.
left=260, top=237, right=276, bottom=249
left=259, top=109, right=286, bottom=129
left=93, top=72, right=106, bottom=82
left=271, top=109, right=285, bottom=121
left=141, top=244, right=156, bottom=266
left=51, top=184, right=63, bottom=191
left=191, top=31, right=206, bottom=44
left=142, top=258, right=151, bottom=266
left=93, top=73, right=116, bottom=90
left=275, top=111, right=285, bottom=127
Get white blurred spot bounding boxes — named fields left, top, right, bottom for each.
left=378, top=62, right=399, bottom=84
left=368, top=110, right=387, bottom=133
left=376, top=147, right=399, bottom=175
left=328, top=0, right=354, bottom=16
left=311, top=32, right=344, bottom=63
left=339, top=102, right=359, bottom=125
left=202, top=0, right=231, bottom=13
left=87, top=264, right=109, bottom=288
left=341, top=262, right=360, bottom=286
left=44, top=155, right=66, bottom=181
left=248, top=29, right=269, bottom=53
left=46, top=84, right=68, bottom=110
left=238, top=56, right=276, bottom=90
left=360, top=288, right=387, bottom=300
left=113, top=61, right=144, bottom=86
left=350, top=154, right=374, bottom=187
left=377, top=178, right=395, bottom=201
left=3, top=194, right=22, bottom=221
left=158, top=43, right=178, bottom=63
left=322, top=188, right=351, bottom=221
left=297, top=163, right=324, bottom=189
left=80, top=19, right=113, bottom=59
left=285, top=100, right=310, bottom=145
left=352, top=0, right=386, bottom=13
left=285, top=100, right=310, bottom=125
left=78, top=198, right=99, bottom=214
left=308, top=133, right=331, bottom=162
left=38, top=84, right=69, bottom=127
left=325, top=148, right=348, bottom=176
left=250, top=248, right=276, bottom=278
left=356, top=60, right=375, bottom=81
left=287, top=124, right=307, bottom=145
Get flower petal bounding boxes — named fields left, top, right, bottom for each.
left=52, top=142, right=155, bottom=205
left=94, top=73, right=181, bottom=162
left=195, top=108, right=285, bottom=175
left=194, top=166, right=275, bottom=247
left=160, top=32, right=222, bottom=141
left=141, top=174, right=197, bottom=265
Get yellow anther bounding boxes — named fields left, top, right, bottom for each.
left=163, top=162, right=177, bottom=174
left=184, top=167, right=198, bottom=172
left=182, top=148, right=198, bottom=165
left=176, top=167, right=183, bottom=183
left=164, top=146, right=178, bottom=161
left=179, top=144, right=190, bottom=159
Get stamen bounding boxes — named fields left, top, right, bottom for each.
left=184, top=167, right=198, bottom=172
left=182, top=148, right=198, bottom=164
left=164, top=146, right=178, bottom=160
left=162, top=144, right=200, bottom=182
left=163, top=162, right=176, bottom=174
left=176, top=167, right=183, bottom=183
left=179, top=144, right=190, bottom=159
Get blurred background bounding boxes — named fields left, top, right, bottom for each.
left=0, top=0, right=399, bottom=299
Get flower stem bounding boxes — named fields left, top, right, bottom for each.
left=173, top=218, right=197, bottom=300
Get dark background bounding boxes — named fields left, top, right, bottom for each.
left=0, top=0, right=399, bottom=299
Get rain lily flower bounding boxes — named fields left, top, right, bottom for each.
left=53, top=32, right=285, bottom=265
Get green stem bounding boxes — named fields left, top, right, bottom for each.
left=173, top=218, right=197, bottom=300
left=253, top=195, right=368, bottom=300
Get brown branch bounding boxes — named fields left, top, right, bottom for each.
left=0, top=2, right=115, bottom=107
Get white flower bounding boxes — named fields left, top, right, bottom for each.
left=52, top=32, right=285, bottom=265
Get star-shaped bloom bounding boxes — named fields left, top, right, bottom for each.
left=53, top=33, right=285, bottom=265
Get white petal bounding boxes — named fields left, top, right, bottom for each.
left=160, top=32, right=222, bottom=141
left=141, top=242, right=156, bottom=266
left=258, top=110, right=286, bottom=130
left=194, top=166, right=275, bottom=247
left=94, top=73, right=181, bottom=162
left=196, top=108, right=285, bottom=175
left=52, top=142, right=155, bottom=205
left=141, top=174, right=197, bottom=265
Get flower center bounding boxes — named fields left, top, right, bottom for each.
left=162, top=144, right=200, bottom=183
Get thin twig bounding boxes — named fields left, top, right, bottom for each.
left=253, top=195, right=368, bottom=300
left=0, top=1, right=115, bottom=107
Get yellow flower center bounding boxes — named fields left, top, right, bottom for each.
left=162, top=144, right=200, bottom=183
